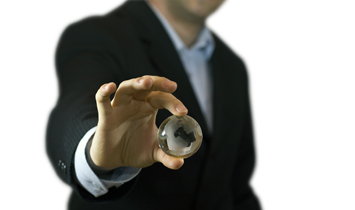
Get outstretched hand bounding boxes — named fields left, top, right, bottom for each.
left=90, top=76, right=188, bottom=171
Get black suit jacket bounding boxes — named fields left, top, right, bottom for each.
left=46, top=1, right=261, bottom=209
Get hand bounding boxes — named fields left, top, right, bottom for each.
left=90, top=76, right=188, bottom=170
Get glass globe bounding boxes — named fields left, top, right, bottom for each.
left=157, top=115, right=203, bottom=158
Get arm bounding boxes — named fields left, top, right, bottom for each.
left=74, top=126, right=141, bottom=197
left=46, top=19, right=186, bottom=202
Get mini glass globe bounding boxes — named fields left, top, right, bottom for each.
left=157, top=115, right=203, bottom=158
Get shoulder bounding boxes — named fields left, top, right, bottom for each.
left=211, top=32, right=248, bottom=75
left=57, top=14, right=131, bottom=48
left=211, top=32, right=247, bottom=69
left=57, top=1, right=151, bottom=45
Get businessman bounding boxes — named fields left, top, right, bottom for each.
left=47, top=0, right=262, bottom=209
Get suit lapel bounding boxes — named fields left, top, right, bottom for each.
left=209, top=34, right=243, bottom=156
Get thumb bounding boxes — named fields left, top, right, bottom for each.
left=155, top=148, right=184, bottom=170
left=95, top=82, right=117, bottom=116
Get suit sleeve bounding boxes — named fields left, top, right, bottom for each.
left=46, top=18, right=136, bottom=203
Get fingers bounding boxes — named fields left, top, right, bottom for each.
left=112, top=76, right=177, bottom=106
left=96, top=76, right=187, bottom=116
left=95, top=82, right=117, bottom=116
left=155, top=148, right=184, bottom=170
left=147, top=92, right=188, bottom=116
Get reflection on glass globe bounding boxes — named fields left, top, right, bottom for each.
left=157, top=115, right=203, bottom=158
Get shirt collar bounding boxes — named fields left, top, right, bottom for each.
left=147, top=2, right=215, bottom=60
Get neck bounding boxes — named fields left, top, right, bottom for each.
left=149, top=0, right=204, bottom=48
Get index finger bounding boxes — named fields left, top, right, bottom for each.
left=112, top=76, right=177, bottom=106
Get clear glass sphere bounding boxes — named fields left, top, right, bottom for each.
left=157, top=115, right=203, bottom=158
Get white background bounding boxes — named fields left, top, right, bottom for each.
left=1, top=0, right=354, bottom=209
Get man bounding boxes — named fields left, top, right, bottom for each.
left=47, top=0, right=261, bottom=209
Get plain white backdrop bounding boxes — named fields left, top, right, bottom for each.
left=1, top=0, right=354, bottom=209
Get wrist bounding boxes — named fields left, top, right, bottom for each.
left=86, top=136, right=117, bottom=174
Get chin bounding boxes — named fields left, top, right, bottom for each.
left=190, top=0, right=225, bottom=18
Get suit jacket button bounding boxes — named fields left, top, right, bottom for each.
left=59, top=160, right=67, bottom=174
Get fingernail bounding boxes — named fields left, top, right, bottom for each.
left=137, top=78, right=144, bottom=83
left=102, top=84, right=108, bottom=90
left=176, top=104, right=187, bottom=112
left=162, top=80, right=177, bottom=88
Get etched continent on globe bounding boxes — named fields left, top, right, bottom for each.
left=157, top=115, right=202, bottom=158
